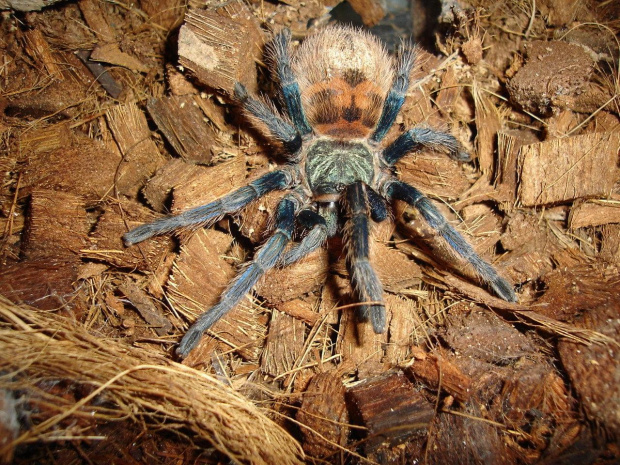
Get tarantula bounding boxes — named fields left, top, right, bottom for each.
left=124, top=26, right=517, bottom=358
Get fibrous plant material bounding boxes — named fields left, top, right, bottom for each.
left=517, top=132, right=620, bottom=207
left=0, top=297, right=304, bottom=465
left=146, top=95, right=217, bottom=165
left=178, top=2, right=263, bottom=95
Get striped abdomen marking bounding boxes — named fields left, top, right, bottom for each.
left=304, top=73, right=384, bottom=138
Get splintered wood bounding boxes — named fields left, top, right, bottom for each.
left=146, top=95, right=216, bottom=165
left=348, top=372, right=434, bottom=453
left=178, top=5, right=263, bottom=94
left=296, top=372, right=348, bottom=458
left=517, top=132, right=619, bottom=207
left=106, top=102, right=166, bottom=198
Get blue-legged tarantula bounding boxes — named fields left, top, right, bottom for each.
left=125, top=26, right=517, bottom=358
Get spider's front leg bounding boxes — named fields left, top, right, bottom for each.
left=177, top=195, right=298, bottom=358
left=343, top=182, right=386, bottom=334
left=371, top=42, right=417, bottom=143
left=384, top=180, right=517, bottom=302
left=123, top=169, right=295, bottom=246
left=271, top=29, right=312, bottom=136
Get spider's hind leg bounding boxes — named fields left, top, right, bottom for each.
left=271, top=29, right=312, bottom=135
left=384, top=180, right=517, bottom=302
left=343, top=182, right=386, bottom=333
left=234, top=83, right=302, bottom=154
left=177, top=195, right=298, bottom=358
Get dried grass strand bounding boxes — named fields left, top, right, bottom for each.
left=0, top=296, right=304, bottom=465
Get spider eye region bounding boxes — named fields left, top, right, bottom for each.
left=305, top=139, right=375, bottom=198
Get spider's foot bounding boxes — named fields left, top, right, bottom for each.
left=490, top=276, right=518, bottom=303
left=177, top=325, right=205, bottom=359
left=360, top=304, right=386, bottom=334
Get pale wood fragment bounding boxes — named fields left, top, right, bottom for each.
left=22, top=29, right=63, bottom=80
left=474, top=86, right=503, bottom=176
left=79, top=0, right=148, bottom=72
left=397, top=152, right=471, bottom=200
left=167, top=228, right=235, bottom=317
left=178, top=3, right=263, bottom=95
left=601, top=224, right=620, bottom=262
left=569, top=199, right=620, bottom=229
left=18, top=122, right=71, bottom=155
left=142, top=159, right=204, bottom=213
left=517, top=132, right=620, bottom=207
left=406, top=350, right=473, bottom=402
left=21, top=136, right=119, bottom=201
left=277, top=298, right=320, bottom=326
left=118, top=280, right=172, bottom=336
left=86, top=200, right=174, bottom=272
left=385, top=295, right=429, bottom=363
left=171, top=154, right=246, bottom=212
left=261, top=309, right=305, bottom=377
left=146, top=95, right=216, bottom=164
left=106, top=102, right=167, bottom=198
left=337, top=305, right=388, bottom=378
left=0, top=0, right=64, bottom=11
left=167, top=228, right=265, bottom=360
left=257, top=248, right=329, bottom=304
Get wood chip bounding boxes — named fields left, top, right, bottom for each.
left=385, top=295, right=430, bottom=363
left=474, top=87, right=504, bottom=176
left=261, top=309, right=305, bottom=377
left=106, top=102, right=167, bottom=198
left=396, top=152, right=471, bottom=200
left=85, top=199, right=174, bottom=272
left=147, top=95, right=217, bottom=164
left=167, top=228, right=265, bottom=360
left=178, top=3, right=263, bottom=95
left=23, top=189, right=89, bottom=259
left=517, top=132, right=620, bottom=207
left=21, top=135, right=119, bottom=201
left=119, top=280, right=173, bottom=336
left=0, top=257, right=79, bottom=310
left=171, top=154, right=246, bottom=212
left=142, top=159, right=204, bottom=213
left=257, top=248, right=329, bottom=304
left=347, top=372, right=434, bottom=453
left=569, top=199, right=620, bottom=229
left=296, top=372, right=348, bottom=458
left=406, top=350, right=473, bottom=402
left=276, top=298, right=320, bottom=326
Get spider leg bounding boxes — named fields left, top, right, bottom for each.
left=278, top=209, right=328, bottom=267
left=271, top=28, right=312, bottom=135
left=382, top=126, right=470, bottom=165
left=123, top=169, right=295, bottom=246
left=177, top=195, right=298, bottom=358
left=234, top=83, right=302, bottom=154
left=384, top=180, right=517, bottom=302
left=371, top=43, right=417, bottom=143
left=344, top=182, right=386, bottom=333
left=366, top=185, right=389, bottom=222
